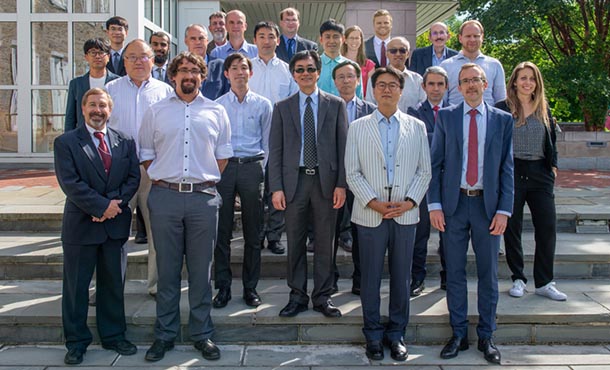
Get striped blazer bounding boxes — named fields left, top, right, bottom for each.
left=345, top=110, right=431, bottom=227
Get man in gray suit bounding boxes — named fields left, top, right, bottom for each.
left=65, top=38, right=119, bottom=131
left=269, top=50, right=348, bottom=318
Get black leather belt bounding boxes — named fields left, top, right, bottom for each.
left=228, top=155, right=264, bottom=164
left=299, top=167, right=318, bottom=175
left=460, top=188, right=483, bottom=197
left=152, top=180, right=216, bottom=193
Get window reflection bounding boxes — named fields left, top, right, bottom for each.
left=73, top=0, right=109, bottom=13
left=73, top=22, right=106, bottom=77
left=32, top=90, right=66, bottom=153
left=32, top=0, right=67, bottom=13
left=0, top=23, right=17, bottom=85
left=0, top=90, right=17, bottom=153
left=32, top=22, right=68, bottom=85
left=0, top=0, right=16, bottom=13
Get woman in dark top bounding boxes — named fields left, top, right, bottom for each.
left=496, top=61, right=567, bottom=301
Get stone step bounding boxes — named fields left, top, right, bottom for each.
left=0, top=278, right=608, bottom=345
left=0, top=232, right=609, bottom=280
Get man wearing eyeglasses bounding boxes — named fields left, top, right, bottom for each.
left=65, top=38, right=119, bottom=131
left=345, top=66, right=431, bottom=361
left=428, top=63, right=513, bottom=364
left=365, top=37, right=426, bottom=112
left=106, top=39, right=173, bottom=298
left=268, top=50, right=348, bottom=319
left=440, top=20, right=506, bottom=106
left=408, top=22, right=458, bottom=77
left=140, top=51, right=232, bottom=362
left=105, top=16, right=129, bottom=76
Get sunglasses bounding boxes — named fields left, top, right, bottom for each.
left=294, top=67, right=318, bottom=74
left=388, top=48, right=408, bottom=54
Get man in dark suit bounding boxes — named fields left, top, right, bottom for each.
left=54, top=88, right=140, bottom=365
left=276, top=7, right=318, bottom=63
left=65, top=38, right=119, bottom=131
left=149, top=31, right=172, bottom=84
left=408, top=22, right=458, bottom=76
left=364, top=9, right=392, bottom=68
left=184, top=24, right=229, bottom=100
left=428, top=63, right=514, bottom=364
left=406, top=66, right=449, bottom=296
left=105, top=16, right=128, bottom=76
left=332, top=60, right=376, bottom=295
left=269, top=50, right=348, bottom=318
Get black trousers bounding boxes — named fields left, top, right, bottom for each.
left=333, top=189, right=359, bottom=287
left=504, top=158, right=557, bottom=288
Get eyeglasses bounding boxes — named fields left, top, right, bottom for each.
left=176, top=68, right=202, bottom=75
left=124, top=55, right=153, bottom=63
left=87, top=51, right=108, bottom=57
left=335, top=74, right=358, bottom=81
left=459, top=77, right=486, bottom=85
left=388, top=48, right=408, bottom=54
left=294, top=67, right=318, bottom=74
left=375, top=82, right=401, bottom=91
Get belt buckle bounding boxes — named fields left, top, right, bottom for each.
left=467, top=189, right=477, bottom=196
left=305, top=168, right=316, bottom=175
left=179, top=182, right=193, bottom=193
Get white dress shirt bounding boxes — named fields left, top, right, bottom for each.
left=366, top=67, right=426, bottom=112
left=249, top=56, right=298, bottom=104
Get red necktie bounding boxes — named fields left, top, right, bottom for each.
left=433, top=105, right=440, bottom=122
left=93, top=131, right=111, bottom=174
left=380, top=41, right=387, bottom=67
left=466, top=109, right=478, bottom=187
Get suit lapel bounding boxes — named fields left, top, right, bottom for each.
left=484, top=103, right=497, bottom=156
left=452, top=104, right=464, bottom=160
left=289, top=94, right=302, bottom=137
left=77, top=125, right=108, bottom=180
left=317, top=92, right=329, bottom=134
left=106, top=128, right=124, bottom=180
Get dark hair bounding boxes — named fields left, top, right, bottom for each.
left=289, top=50, right=321, bottom=73
left=332, top=60, right=361, bottom=79
left=254, top=21, right=280, bottom=38
left=422, top=66, right=449, bottom=86
left=149, top=31, right=170, bottom=43
left=370, top=66, right=405, bottom=90
left=83, top=38, right=110, bottom=55
left=167, top=51, right=208, bottom=80
left=223, top=53, right=252, bottom=72
left=106, top=16, right=128, bottom=30
left=319, top=19, right=345, bottom=36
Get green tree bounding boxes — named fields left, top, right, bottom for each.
left=457, top=0, right=610, bottom=130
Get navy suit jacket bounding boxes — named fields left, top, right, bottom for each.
left=276, top=35, right=318, bottom=64
left=407, top=100, right=436, bottom=147
left=64, top=71, right=119, bottom=132
left=353, top=97, right=376, bottom=121
left=54, top=125, right=140, bottom=245
left=364, top=37, right=381, bottom=68
left=408, top=45, right=458, bottom=77
left=428, top=102, right=514, bottom=220
left=106, top=50, right=126, bottom=76
left=201, top=58, right=229, bottom=100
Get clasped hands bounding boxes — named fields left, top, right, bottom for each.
left=367, top=198, right=414, bottom=219
left=92, top=199, right=122, bottom=222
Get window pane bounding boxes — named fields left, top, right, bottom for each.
left=32, top=89, right=66, bottom=153
left=145, top=0, right=152, bottom=20
left=73, top=0, right=110, bottom=13
left=0, top=90, right=17, bottom=153
left=153, top=0, right=161, bottom=26
left=0, top=23, right=17, bottom=85
left=32, top=0, right=67, bottom=13
left=163, top=0, right=170, bottom=33
left=0, top=0, right=16, bottom=13
left=32, top=22, right=68, bottom=85
left=73, top=22, right=106, bottom=77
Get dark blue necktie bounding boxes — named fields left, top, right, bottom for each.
left=287, top=38, right=295, bottom=61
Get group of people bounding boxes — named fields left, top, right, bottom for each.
left=55, top=7, right=566, bottom=366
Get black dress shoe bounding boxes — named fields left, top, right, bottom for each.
left=365, top=340, right=384, bottom=360
left=440, top=271, right=447, bottom=291
left=307, top=240, right=315, bottom=252
left=338, top=238, right=353, bottom=252
left=145, top=339, right=174, bottom=362
left=212, top=288, right=231, bottom=308
left=313, top=300, right=342, bottom=318
left=278, top=301, right=308, bottom=317
left=102, top=339, right=137, bottom=355
left=351, top=286, right=361, bottom=295
left=64, top=348, right=85, bottom=365
left=478, top=338, right=501, bottom=364
left=194, top=338, right=221, bottom=360
left=243, top=288, right=262, bottom=307
left=410, top=279, right=425, bottom=297
left=268, top=240, right=285, bottom=254
left=440, top=336, right=469, bottom=359
left=388, top=339, right=408, bottom=361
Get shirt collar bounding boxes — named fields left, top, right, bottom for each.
left=374, top=109, right=400, bottom=124
left=463, top=101, right=486, bottom=116
left=228, top=89, right=252, bottom=103
left=299, top=88, right=319, bottom=105
left=85, top=123, right=108, bottom=136
left=374, top=36, right=391, bottom=45
left=322, top=53, right=343, bottom=64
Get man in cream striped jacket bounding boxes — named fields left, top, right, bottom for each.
left=345, top=66, right=431, bottom=362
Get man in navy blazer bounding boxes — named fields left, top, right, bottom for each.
left=55, top=88, right=140, bottom=365
left=364, top=9, right=393, bottom=68
left=408, top=22, right=457, bottom=76
left=406, top=66, right=449, bottom=296
left=65, top=38, right=119, bottom=131
left=428, top=63, right=513, bottom=364
left=276, top=7, right=318, bottom=63
left=105, top=16, right=128, bottom=76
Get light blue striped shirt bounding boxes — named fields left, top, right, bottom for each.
left=210, top=40, right=258, bottom=61
left=375, top=109, right=400, bottom=185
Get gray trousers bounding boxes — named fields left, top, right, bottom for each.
left=148, top=185, right=219, bottom=342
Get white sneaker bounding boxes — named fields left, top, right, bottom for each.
left=535, top=282, right=567, bottom=301
left=509, top=279, right=526, bottom=297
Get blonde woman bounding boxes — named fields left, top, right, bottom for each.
left=495, top=62, right=566, bottom=301
left=341, top=26, right=376, bottom=97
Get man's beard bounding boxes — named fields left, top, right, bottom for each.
left=154, top=53, right=168, bottom=65
left=87, top=113, right=107, bottom=130
left=212, top=31, right=226, bottom=44
left=180, top=79, right=197, bottom=94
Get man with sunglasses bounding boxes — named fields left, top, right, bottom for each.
left=365, top=37, right=425, bottom=112
left=268, top=50, right=348, bottom=318
left=106, top=39, right=173, bottom=298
